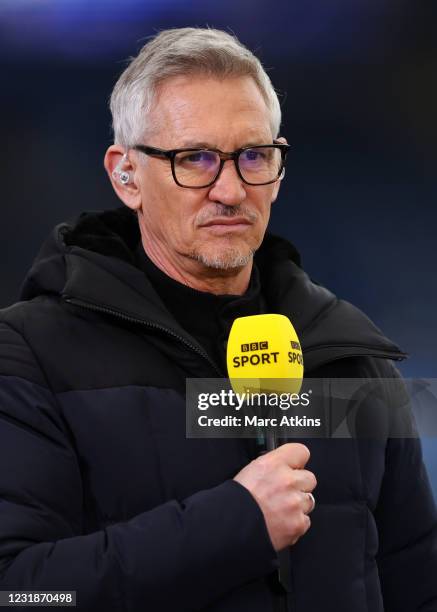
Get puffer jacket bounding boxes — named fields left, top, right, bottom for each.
left=0, top=207, right=436, bottom=611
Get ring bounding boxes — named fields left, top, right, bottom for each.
left=306, top=492, right=316, bottom=514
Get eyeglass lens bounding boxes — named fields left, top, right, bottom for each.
left=173, top=146, right=283, bottom=187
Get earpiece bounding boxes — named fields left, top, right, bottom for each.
left=279, top=168, right=286, bottom=181
left=112, top=153, right=131, bottom=185
left=119, top=171, right=131, bottom=185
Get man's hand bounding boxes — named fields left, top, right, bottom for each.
left=233, top=443, right=316, bottom=551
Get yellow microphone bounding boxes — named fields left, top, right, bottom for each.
left=226, top=313, right=304, bottom=397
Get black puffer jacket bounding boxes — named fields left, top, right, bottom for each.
left=0, top=207, right=436, bottom=611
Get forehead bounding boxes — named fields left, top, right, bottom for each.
left=147, top=75, right=273, bottom=148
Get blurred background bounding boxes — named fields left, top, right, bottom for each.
left=1, top=0, right=436, bottom=495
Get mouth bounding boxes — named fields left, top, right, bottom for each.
left=200, top=217, right=252, bottom=230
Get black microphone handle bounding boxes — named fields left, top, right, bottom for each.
left=265, top=428, right=277, bottom=452
left=264, top=427, right=293, bottom=609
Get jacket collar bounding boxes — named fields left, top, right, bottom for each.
left=20, top=207, right=407, bottom=372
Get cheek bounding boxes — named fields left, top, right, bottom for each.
left=169, top=194, right=207, bottom=241
left=140, top=175, right=190, bottom=235
left=251, top=188, right=273, bottom=219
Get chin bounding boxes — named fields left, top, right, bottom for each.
left=190, top=242, right=255, bottom=270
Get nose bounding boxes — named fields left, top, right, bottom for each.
left=207, top=159, right=247, bottom=205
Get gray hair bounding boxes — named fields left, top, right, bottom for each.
left=110, top=27, right=282, bottom=147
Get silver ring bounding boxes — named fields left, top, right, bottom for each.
left=307, top=492, right=316, bottom=513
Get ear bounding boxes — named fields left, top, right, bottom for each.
left=271, top=136, right=288, bottom=204
left=104, top=145, right=142, bottom=211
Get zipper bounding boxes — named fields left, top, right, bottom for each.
left=304, top=344, right=406, bottom=361
left=303, top=347, right=406, bottom=374
left=63, top=295, right=223, bottom=377
left=63, top=296, right=405, bottom=377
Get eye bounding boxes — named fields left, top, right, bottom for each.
left=179, top=151, right=217, bottom=165
left=241, top=148, right=266, bottom=162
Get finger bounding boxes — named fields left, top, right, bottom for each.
left=276, top=443, right=310, bottom=469
left=291, top=469, right=317, bottom=493
left=291, top=513, right=311, bottom=545
left=303, top=491, right=316, bottom=515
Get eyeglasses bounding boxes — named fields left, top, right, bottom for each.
left=132, top=142, right=290, bottom=188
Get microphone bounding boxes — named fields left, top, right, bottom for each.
left=226, top=314, right=304, bottom=600
left=226, top=313, right=304, bottom=400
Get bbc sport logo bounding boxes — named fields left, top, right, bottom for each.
left=241, top=341, right=269, bottom=352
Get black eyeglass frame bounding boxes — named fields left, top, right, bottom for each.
left=132, top=142, right=290, bottom=188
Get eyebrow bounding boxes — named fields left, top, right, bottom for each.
left=178, top=141, right=213, bottom=149
left=178, top=140, right=272, bottom=150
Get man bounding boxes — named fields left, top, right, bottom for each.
left=0, top=27, right=436, bottom=612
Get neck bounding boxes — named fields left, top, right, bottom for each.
left=140, top=237, right=252, bottom=295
